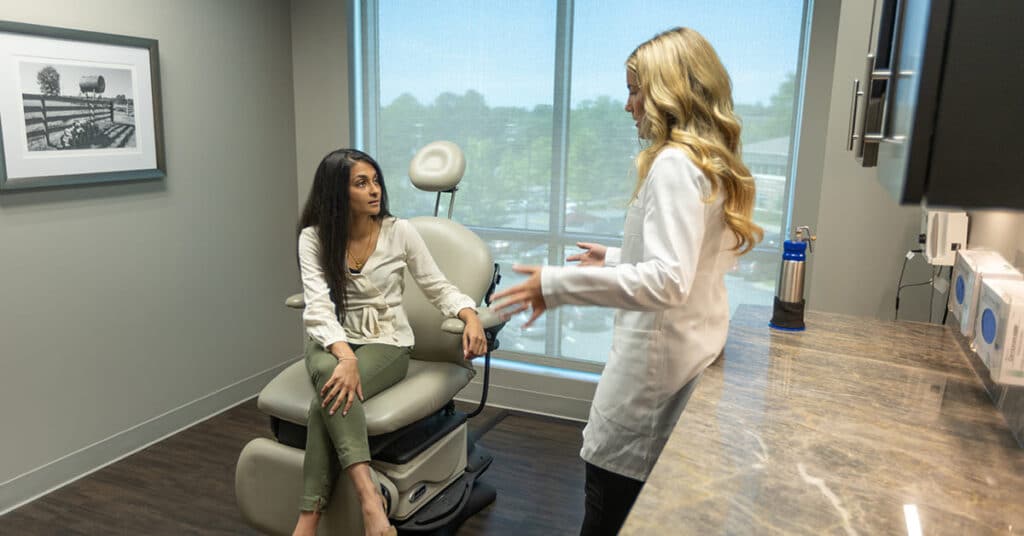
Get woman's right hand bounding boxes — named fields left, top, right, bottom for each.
left=321, top=358, right=363, bottom=416
left=566, top=242, right=607, bottom=267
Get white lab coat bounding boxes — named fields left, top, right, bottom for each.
left=541, top=147, right=738, bottom=481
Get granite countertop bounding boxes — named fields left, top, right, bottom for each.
left=621, top=305, right=1024, bottom=535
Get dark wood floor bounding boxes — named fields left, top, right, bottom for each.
left=2, top=400, right=586, bottom=535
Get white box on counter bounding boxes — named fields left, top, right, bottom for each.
left=974, top=278, right=1024, bottom=385
left=947, top=250, right=1021, bottom=339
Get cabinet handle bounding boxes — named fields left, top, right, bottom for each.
left=852, top=53, right=876, bottom=158
left=846, top=79, right=863, bottom=151
left=868, top=0, right=908, bottom=145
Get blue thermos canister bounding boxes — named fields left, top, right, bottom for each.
left=770, top=226, right=816, bottom=331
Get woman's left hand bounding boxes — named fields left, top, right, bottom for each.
left=491, top=265, right=547, bottom=328
left=458, top=309, right=488, bottom=359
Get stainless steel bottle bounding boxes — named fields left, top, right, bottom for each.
left=770, top=226, right=816, bottom=331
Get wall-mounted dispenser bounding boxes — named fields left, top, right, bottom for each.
left=948, top=250, right=1021, bottom=340
left=921, top=209, right=967, bottom=266
left=974, top=278, right=1024, bottom=385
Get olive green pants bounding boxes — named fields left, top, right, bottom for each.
left=299, top=338, right=411, bottom=512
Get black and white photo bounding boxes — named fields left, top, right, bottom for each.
left=0, top=21, right=164, bottom=190
left=20, top=61, right=137, bottom=152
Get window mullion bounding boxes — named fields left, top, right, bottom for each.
left=362, top=0, right=381, bottom=155
left=347, top=0, right=363, bottom=148
left=547, top=0, right=575, bottom=357
left=781, top=0, right=814, bottom=236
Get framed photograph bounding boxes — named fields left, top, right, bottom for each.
left=0, top=21, right=164, bottom=190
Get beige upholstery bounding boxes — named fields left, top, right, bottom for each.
left=285, top=293, right=305, bottom=308
left=363, top=362, right=472, bottom=434
left=408, top=141, right=465, bottom=192
left=401, top=217, right=493, bottom=366
left=440, top=304, right=502, bottom=333
left=259, top=359, right=474, bottom=435
left=236, top=438, right=366, bottom=535
left=257, top=216, right=493, bottom=434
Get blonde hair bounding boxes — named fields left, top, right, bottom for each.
left=627, top=27, right=763, bottom=254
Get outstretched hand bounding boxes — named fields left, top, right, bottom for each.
left=565, top=242, right=607, bottom=267
left=491, top=265, right=547, bottom=328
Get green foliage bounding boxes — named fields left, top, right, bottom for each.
left=378, top=91, right=555, bottom=228
left=737, top=72, right=796, bottom=146
left=36, top=66, right=60, bottom=96
left=376, top=73, right=795, bottom=234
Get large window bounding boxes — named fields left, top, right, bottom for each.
left=353, top=0, right=809, bottom=369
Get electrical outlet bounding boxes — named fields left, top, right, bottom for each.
left=933, top=276, right=950, bottom=294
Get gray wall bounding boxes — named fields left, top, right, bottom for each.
left=0, top=0, right=300, bottom=512
left=967, top=210, right=1024, bottom=268
left=786, top=0, right=838, bottom=303
left=799, top=0, right=1022, bottom=322
left=800, top=0, right=934, bottom=322
left=291, top=0, right=351, bottom=210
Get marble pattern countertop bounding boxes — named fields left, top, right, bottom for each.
left=621, top=305, right=1024, bottom=535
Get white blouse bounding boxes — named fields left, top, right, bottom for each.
left=298, top=217, right=476, bottom=349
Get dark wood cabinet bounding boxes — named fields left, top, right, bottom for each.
left=848, top=0, right=1024, bottom=210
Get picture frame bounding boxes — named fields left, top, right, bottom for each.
left=0, top=20, right=165, bottom=191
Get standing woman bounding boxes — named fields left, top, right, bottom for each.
left=493, top=27, right=762, bottom=535
left=292, top=149, right=487, bottom=536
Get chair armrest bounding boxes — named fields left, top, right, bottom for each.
left=441, top=306, right=507, bottom=355
left=477, top=306, right=504, bottom=330
left=440, top=318, right=466, bottom=334
left=440, top=305, right=504, bottom=334
left=285, top=293, right=305, bottom=309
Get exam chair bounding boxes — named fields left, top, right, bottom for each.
left=236, top=141, right=505, bottom=535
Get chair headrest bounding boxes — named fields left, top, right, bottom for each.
left=408, top=141, right=465, bottom=192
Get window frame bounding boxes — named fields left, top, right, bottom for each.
left=348, top=0, right=813, bottom=374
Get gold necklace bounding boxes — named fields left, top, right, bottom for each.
left=347, top=223, right=379, bottom=271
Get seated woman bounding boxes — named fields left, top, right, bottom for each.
left=292, top=149, right=487, bottom=536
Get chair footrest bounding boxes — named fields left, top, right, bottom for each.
left=394, top=449, right=496, bottom=533
left=370, top=407, right=467, bottom=465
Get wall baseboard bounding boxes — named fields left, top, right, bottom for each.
left=0, top=358, right=298, bottom=516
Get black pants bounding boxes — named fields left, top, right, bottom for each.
left=579, top=462, right=645, bottom=536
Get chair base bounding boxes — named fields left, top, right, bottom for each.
left=397, top=481, right=496, bottom=535
left=236, top=438, right=367, bottom=536
left=395, top=445, right=495, bottom=534
left=375, top=424, right=468, bottom=520
left=236, top=425, right=493, bottom=535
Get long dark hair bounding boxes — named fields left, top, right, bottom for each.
left=297, top=149, right=391, bottom=317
